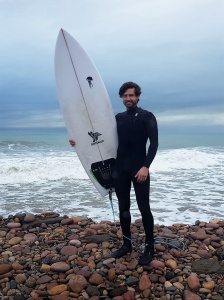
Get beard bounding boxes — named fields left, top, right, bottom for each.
left=124, top=100, right=138, bottom=109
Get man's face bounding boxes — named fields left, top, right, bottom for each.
left=122, top=88, right=139, bottom=109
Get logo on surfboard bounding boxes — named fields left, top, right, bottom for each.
left=88, top=131, right=104, bottom=145
left=86, top=76, right=93, bottom=88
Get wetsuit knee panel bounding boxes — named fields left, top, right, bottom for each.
left=120, top=210, right=131, bottom=219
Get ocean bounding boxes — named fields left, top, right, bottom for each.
left=0, top=129, right=223, bottom=225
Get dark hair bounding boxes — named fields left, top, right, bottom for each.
left=118, top=82, right=142, bottom=97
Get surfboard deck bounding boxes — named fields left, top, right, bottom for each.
left=54, top=29, right=118, bottom=197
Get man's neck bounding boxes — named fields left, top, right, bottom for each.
left=126, top=105, right=138, bottom=111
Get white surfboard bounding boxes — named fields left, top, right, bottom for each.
left=54, top=29, right=118, bottom=197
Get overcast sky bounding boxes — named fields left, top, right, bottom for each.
left=0, top=0, right=223, bottom=133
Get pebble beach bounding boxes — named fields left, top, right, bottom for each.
left=0, top=212, right=223, bottom=300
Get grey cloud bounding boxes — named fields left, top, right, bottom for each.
left=0, top=0, right=223, bottom=132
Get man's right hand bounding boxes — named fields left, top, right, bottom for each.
left=69, top=139, right=76, bottom=147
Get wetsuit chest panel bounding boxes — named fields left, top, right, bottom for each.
left=116, top=114, right=147, bottom=146
left=115, top=110, right=149, bottom=170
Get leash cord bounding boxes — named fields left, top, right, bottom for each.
left=108, top=190, right=187, bottom=251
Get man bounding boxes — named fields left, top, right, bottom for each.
left=70, top=81, right=158, bottom=265
left=111, top=82, right=158, bottom=265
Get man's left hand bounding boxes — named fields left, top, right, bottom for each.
left=135, top=167, right=149, bottom=183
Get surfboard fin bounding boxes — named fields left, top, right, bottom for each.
left=90, top=158, right=115, bottom=189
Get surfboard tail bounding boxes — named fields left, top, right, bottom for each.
left=90, top=158, right=115, bottom=190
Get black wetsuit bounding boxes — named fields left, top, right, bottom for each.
left=113, top=106, right=158, bottom=246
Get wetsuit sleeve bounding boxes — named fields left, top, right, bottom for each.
left=143, top=112, right=158, bottom=168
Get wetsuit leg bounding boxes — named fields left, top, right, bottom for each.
left=113, top=170, right=132, bottom=247
left=132, top=174, right=154, bottom=244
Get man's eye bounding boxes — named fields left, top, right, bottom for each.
left=123, top=94, right=135, bottom=98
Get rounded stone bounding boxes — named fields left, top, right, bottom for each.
left=8, top=237, right=22, bottom=245
left=89, top=273, right=104, bottom=285
left=187, top=275, right=201, bottom=289
left=60, top=246, right=78, bottom=256
left=202, top=281, right=215, bottom=290
left=7, top=222, right=21, bottom=228
left=69, top=239, right=81, bottom=246
left=50, top=262, right=70, bottom=272
left=15, top=274, right=27, bottom=284
left=24, top=214, right=35, bottom=223
left=69, top=275, right=88, bottom=293
left=165, top=259, right=177, bottom=270
left=139, top=274, right=151, bottom=291
left=150, top=260, right=165, bottom=269
left=48, top=284, right=67, bottom=295
left=23, top=233, right=37, bottom=242
left=40, top=264, right=51, bottom=273
left=0, top=264, right=13, bottom=275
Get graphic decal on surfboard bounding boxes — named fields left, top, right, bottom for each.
left=88, top=131, right=104, bottom=145
left=54, top=29, right=118, bottom=197
left=86, top=76, right=93, bottom=88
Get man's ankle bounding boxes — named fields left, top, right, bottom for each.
left=145, top=241, right=154, bottom=255
left=124, top=243, right=132, bottom=251
left=138, top=242, right=154, bottom=265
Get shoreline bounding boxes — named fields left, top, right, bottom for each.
left=0, top=212, right=223, bottom=300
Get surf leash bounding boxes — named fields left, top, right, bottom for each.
left=108, top=190, right=187, bottom=251
left=108, top=189, right=119, bottom=232
left=108, top=189, right=137, bottom=247
left=154, top=237, right=187, bottom=251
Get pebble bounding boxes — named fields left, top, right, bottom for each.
left=139, top=274, right=151, bottom=291
left=69, top=274, right=88, bottom=293
left=202, top=280, right=215, bottom=290
left=8, top=237, right=22, bottom=245
left=6, top=222, right=21, bottom=228
left=24, top=213, right=35, bottom=223
left=50, top=262, right=71, bottom=272
left=0, top=212, right=223, bottom=300
left=165, top=259, right=177, bottom=270
left=89, top=273, right=104, bottom=285
left=187, top=275, right=201, bottom=289
left=48, top=284, right=68, bottom=295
